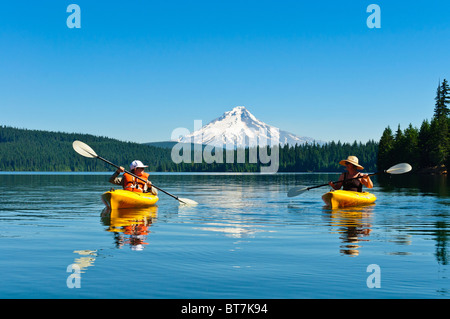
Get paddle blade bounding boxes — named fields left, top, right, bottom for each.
left=178, top=198, right=198, bottom=206
left=73, top=140, right=98, bottom=158
left=386, top=163, right=412, bottom=175
left=287, top=186, right=309, bottom=198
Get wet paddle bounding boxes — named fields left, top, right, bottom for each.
left=72, top=140, right=198, bottom=206
left=287, top=163, right=412, bottom=198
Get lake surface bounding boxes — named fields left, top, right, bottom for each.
left=0, top=172, right=449, bottom=299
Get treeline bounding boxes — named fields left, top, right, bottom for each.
left=0, top=126, right=173, bottom=172
left=165, top=140, right=378, bottom=172
left=378, top=79, right=450, bottom=172
left=278, top=140, right=378, bottom=172
left=0, top=125, right=378, bottom=172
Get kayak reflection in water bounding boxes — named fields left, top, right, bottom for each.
left=328, top=156, right=373, bottom=192
left=101, top=207, right=157, bottom=251
left=109, top=160, right=158, bottom=195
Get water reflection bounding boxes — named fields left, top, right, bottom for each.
left=101, top=207, right=158, bottom=250
left=377, top=174, right=449, bottom=197
left=72, top=250, right=98, bottom=274
left=1, top=172, right=449, bottom=298
left=434, top=222, right=450, bottom=265
left=194, top=221, right=269, bottom=239
left=324, top=205, right=375, bottom=257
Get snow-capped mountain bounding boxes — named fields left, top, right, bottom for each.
left=177, top=106, right=323, bottom=148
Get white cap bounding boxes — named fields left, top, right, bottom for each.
left=130, top=160, right=148, bottom=170
left=131, top=244, right=144, bottom=251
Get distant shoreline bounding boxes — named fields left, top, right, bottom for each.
left=0, top=171, right=346, bottom=175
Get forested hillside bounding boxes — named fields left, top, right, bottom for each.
left=278, top=140, right=378, bottom=172
left=0, top=125, right=378, bottom=172
left=0, top=126, right=172, bottom=172
left=378, top=79, right=449, bottom=173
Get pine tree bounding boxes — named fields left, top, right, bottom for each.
left=440, top=79, right=450, bottom=115
left=434, top=80, right=443, bottom=118
left=430, top=79, right=450, bottom=166
left=403, top=124, right=419, bottom=169
left=377, top=126, right=395, bottom=169
left=393, top=124, right=408, bottom=164
left=434, top=79, right=450, bottom=119
left=429, top=115, right=449, bottom=166
left=418, top=120, right=433, bottom=168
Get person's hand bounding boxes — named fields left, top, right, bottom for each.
left=117, top=166, right=125, bottom=173
left=359, top=173, right=368, bottom=180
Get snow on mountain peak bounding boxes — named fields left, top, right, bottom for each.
left=177, top=106, right=322, bottom=148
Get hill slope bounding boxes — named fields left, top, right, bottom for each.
left=0, top=125, right=378, bottom=172
left=0, top=126, right=172, bottom=171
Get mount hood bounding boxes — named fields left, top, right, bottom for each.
left=177, top=106, right=323, bottom=148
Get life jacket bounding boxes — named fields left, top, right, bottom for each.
left=123, top=172, right=149, bottom=193
left=342, top=172, right=363, bottom=192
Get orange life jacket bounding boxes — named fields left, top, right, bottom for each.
left=123, top=172, right=149, bottom=193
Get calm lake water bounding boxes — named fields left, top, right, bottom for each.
left=0, top=172, right=449, bottom=299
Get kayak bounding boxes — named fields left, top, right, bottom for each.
left=101, top=189, right=159, bottom=209
left=322, top=190, right=376, bottom=209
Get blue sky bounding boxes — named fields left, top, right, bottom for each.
left=1, top=1, right=449, bottom=144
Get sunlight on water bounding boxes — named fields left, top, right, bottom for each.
left=0, top=172, right=449, bottom=298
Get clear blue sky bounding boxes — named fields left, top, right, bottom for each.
left=1, top=1, right=449, bottom=144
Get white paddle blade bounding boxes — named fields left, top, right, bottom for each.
left=72, top=140, right=98, bottom=158
left=386, top=163, right=412, bottom=175
left=178, top=198, right=198, bottom=206
left=287, top=186, right=308, bottom=198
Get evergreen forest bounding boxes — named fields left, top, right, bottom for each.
left=0, top=126, right=377, bottom=172
left=378, top=79, right=450, bottom=172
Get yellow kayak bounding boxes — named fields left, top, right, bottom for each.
left=101, top=189, right=159, bottom=209
left=322, top=190, right=376, bottom=209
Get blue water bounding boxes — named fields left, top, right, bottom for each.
left=0, top=172, right=449, bottom=299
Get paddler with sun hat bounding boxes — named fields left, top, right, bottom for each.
left=328, top=156, right=373, bottom=192
left=109, top=160, right=158, bottom=195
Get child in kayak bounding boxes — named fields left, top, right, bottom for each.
left=328, top=156, right=373, bottom=192
left=109, top=160, right=158, bottom=195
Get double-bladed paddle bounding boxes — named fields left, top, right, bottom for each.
left=287, top=163, right=412, bottom=198
left=72, top=140, right=198, bottom=206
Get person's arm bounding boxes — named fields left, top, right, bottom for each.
left=328, top=173, right=344, bottom=190
left=109, top=167, right=125, bottom=185
left=145, top=180, right=158, bottom=195
left=359, top=173, right=373, bottom=189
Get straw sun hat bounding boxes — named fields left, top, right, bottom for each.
left=339, top=156, right=364, bottom=170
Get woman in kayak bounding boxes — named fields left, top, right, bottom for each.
left=109, top=160, right=158, bottom=195
left=328, top=156, right=373, bottom=192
